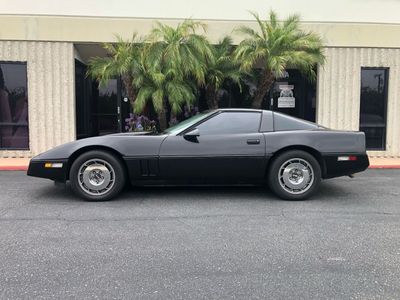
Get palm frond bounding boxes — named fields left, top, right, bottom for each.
left=234, top=10, right=325, bottom=78
left=250, top=11, right=268, bottom=40
left=134, top=86, right=154, bottom=113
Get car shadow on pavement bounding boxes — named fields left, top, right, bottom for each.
left=33, top=182, right=276, bottom=203
left=35, top=179, right=356, bottom=204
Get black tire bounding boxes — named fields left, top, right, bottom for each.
left=268, top=150, right=321, bottom=200
left=69, top=150, right=126, bottom=201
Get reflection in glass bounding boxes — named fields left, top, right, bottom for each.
left=197, top=112, right=261, bottom=135
left=91, top=79, right=119, bottom=136
left=97, top=80, right=118, bottom=114
left=359, top=68, right=388, bottom=150
left=0, top=63, right=29, bottom=149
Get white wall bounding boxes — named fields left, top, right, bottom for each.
left=0, top=0, right=399, bottom=24
left=317, top=48, right=400, bottom=157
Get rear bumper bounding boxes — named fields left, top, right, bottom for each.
left=322, top=154, right=369, bottom=179
left=27, top=159, right=69, bottom=182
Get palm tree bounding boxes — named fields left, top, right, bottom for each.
left=204, top=36, right=244, bottom=109
left=145, top=20, right=213, bottom=86
left=87, top=34, right=142, bottom=108
left=133, top=19, right=212, bottom=130
left=234, top=11, right=325, bottom=108
left=133, top=63, right=196, bottom=131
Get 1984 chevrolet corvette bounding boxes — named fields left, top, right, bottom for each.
left=27, top=109, right=369, bottom=201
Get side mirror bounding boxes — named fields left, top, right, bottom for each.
left=183, top=128, right=200, bottom=142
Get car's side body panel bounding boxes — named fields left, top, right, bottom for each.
left=158, top=132, right=267, bottom=181
left=264, top=130, right=367, bottom=155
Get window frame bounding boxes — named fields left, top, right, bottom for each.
left=178, top=110, right=262, bottom=136
left=359, top=67, right=389, bottom=151
left=0, top=61, right=29, bottom=150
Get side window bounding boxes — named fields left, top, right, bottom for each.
left=197, top=112, right=261, bottom=135
left=273, top=112, right=318, bottom=131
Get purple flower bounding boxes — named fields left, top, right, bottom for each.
left=124, top=113, right=157, bottom=132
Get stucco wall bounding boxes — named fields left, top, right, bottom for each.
left=0, top=41, right=75, bottom=158
left=317, top=47, right=400, bottom=157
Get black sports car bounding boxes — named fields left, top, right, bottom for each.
left=28, top=109, right=369, bottom=200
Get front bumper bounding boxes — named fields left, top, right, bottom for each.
left=322, top=154, right=369, bottom=179
left=27, top=159, right=69, bottom=182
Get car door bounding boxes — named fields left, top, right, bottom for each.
left=159, top=111, right=266, bottom=181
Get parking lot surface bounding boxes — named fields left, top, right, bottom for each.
left=0, top=170, right=400, bottom=299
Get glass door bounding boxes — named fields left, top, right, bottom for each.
left=75, top=60, right=133, bottom=139
left=359, top=68, right=388, bottom=150
left=90, top=79, right=121, bottom=136
left=268, top=69, right=316, bottom=122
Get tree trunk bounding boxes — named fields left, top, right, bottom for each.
left=157, top=108, right=168, bottom=131
left=205, top=84, right=219, bottom=110
left=121, top=74, right=137, bottom=109
left=252, top=71, right=275, bottom=109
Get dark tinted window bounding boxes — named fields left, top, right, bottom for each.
left=91, top=79, right=120, bottom=136
left=197, top=112, right=261, bottom=135
left=273, top=112, right=318, bottom=131
left=359, top=68, right=388, bottom=150
left=96, top=79, right=118, bottom=114
left=0, top=62, right=29, bottom=149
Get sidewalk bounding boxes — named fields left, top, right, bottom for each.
left=0, top=157, right=399, bottom=171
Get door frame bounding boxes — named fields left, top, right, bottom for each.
left=267, top=69, right=317, bottom=122
left=75, top=63, right=128, bottom=138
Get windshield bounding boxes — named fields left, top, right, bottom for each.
left=163, top=112, right=211, bottom=135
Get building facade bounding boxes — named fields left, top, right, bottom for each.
left=0, top=0, right=399, bottom=158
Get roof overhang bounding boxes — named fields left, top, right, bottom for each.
left=1, top=15, right=400, bottom=48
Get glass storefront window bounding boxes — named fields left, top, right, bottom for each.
left=0, top=62, right=29, bottom=150
left=359, top=68, right=388, bottom=150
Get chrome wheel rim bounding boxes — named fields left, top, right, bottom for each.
left=278, top=158, right=314, bottom=195
left=78, top=159, right=115, bottom=196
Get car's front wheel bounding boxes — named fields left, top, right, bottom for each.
left=268, top=150, right=321, bottom=200
left=69, top=150, right=126, bottom=201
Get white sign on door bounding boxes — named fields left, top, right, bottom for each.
left=278, top=97, right=295, bottom=108
left=277, top=85, right=295, bottom=108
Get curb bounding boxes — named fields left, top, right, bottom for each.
left=0, top=166, right=28, bottom=171
left=369, top=165, right=400, bottom=169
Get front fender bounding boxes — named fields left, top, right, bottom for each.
left=28, top=134, right=168, bottom=181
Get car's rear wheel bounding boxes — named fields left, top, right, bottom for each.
left=69, top=150, right=125, bottom=201
left=268, top=150, right=321, bottom=200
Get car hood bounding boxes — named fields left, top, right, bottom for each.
left=32, top=133, right=168, bottom=161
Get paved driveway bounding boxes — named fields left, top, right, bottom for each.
left=0, top=170, right=399, bottom=299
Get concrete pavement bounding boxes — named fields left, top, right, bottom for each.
left=0, top=170, right=399, bottom=299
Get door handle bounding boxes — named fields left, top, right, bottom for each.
left=247, top=139, right=260, bottom=145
